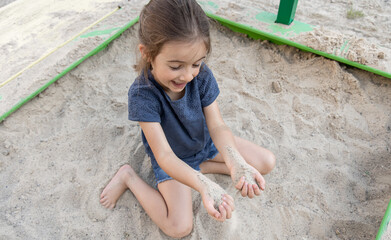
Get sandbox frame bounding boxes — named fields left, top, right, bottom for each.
left=376, top=199, right=391, bottom=240
left=0, top=5, right=390, bottom=239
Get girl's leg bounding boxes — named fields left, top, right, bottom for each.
left=200, top=136, right=276, bottom=175
left=100, top=165, right=193, bottom=238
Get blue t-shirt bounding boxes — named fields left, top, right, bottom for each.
left=128, top=64, right=220, bottom=165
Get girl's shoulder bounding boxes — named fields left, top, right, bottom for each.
left=128, top=73, right=162, bottom=120
left=130, top=71, right=160, bottom=91
left=128, top=73, right=162, bottom=101
left=196, top=63, right=217, bottom=87
left=198, top=63, right=213, bottom=78
left=196, top=63, right=219, bottom=106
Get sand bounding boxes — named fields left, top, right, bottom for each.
left=225, top=146, right=259, bottom=188
left=0, top=0, right=141, bottom=118
left=383, top=221, right=391, bottom=240
left=1, top=0, right=391, bottom=239
left=202, top=0, right=391, bottom=74
left=196, top=172, right=226, bottom=210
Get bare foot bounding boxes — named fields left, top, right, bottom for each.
left=100, top=164, right=134, bottom=209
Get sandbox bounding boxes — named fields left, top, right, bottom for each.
left=1, top=0, right=390, bottom=239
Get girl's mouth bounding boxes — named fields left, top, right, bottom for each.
left=172, top=81, right=187, bottom=89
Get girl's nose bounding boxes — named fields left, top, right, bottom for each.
left=181, top=68, right=194, bottom=82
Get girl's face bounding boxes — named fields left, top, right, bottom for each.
left=148, top=40, right=207, bottom=99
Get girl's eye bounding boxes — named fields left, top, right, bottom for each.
left=170, top=66, right=181, bottom=70
left=169, top=63, right=201, bottom=70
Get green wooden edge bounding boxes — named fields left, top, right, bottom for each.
left=0, top=16, right=139, bottom=122
left=205, top=12, right=391, bottom=80
left=376, top=199, right=391, bottom=240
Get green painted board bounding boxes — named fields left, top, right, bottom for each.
left=376, top=199, right=391, bottom=240
left=198, top=0, right=390, bottom=79
left=0, top=16, right=139, bottom=122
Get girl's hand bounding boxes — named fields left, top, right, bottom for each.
left=197, top=173, right=235, bottom=221
left=201, top=192, right=235, bottom=222
left=231, top=163, right=266, bottom=198
left=224, top=146, right=266, bottom=198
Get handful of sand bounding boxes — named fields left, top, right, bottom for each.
left=225, top=146, right=259, bottom=188
left=196, top=172, right=226, bottom=210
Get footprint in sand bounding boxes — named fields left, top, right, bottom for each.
left=83, top=185, right=111, bottom=222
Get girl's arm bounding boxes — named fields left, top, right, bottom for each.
left=139, top=121, right=234, bottom=221
left=203, top=100, right=265, bottom=198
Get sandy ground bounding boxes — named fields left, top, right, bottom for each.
left=200, top=0, right=391, bottom=74
left=384, top=220, right=391, bottom=239
left=1, top=0, right=391, bottom=239
left=0, top=0, right=141, bottom=118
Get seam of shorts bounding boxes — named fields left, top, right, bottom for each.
left=155, top=176, right=173, bottom=187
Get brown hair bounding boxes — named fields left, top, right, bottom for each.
left=134, top=0, right=211, bottom=77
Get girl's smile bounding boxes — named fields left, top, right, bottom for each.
left=171, top=80, right=187, bottom=89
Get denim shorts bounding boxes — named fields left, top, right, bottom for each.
left=151, top=142, right=219, bottom=186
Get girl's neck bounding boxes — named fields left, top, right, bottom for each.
left=165, top=88, right=186, bottom=101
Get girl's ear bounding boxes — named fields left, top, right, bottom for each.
left=138, top=44, right=148, bottom=60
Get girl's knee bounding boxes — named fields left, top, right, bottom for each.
left=257, top=150, right=276, bottom=175
left=262, top=150, right=276, bottom=174
left=163, top=219, right=193, bottom=238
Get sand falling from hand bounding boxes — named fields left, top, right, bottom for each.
left=196, top=172, right=226, bottom=209
left=225, top=146, right=258, bottom=187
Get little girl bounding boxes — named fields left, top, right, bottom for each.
left=100, top=0, right=276, bottom=238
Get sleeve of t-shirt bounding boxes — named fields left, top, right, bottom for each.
left=128, top=85, right=161, bottom=122
left=198, top=64, right=220, bottom=107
